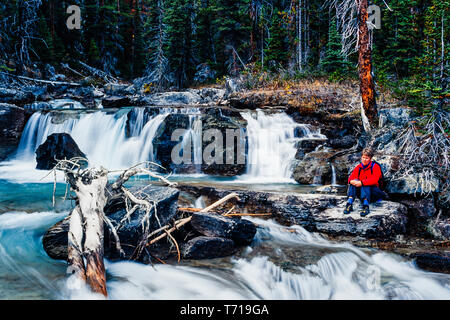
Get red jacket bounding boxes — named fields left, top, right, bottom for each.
left=348, top=161, right=382, bottom=187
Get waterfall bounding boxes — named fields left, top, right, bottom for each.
left=14, top=110, right=168, bottom=169
left=239, top=110, right=326, bottom=183
left=0, top=108, right=169, bottom=182
left=331, top=163, right=338, bottom=186
left=180, top=114, right=203, bottom=172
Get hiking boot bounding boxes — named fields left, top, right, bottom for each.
left=360, top=205, right=370, bottom=217
left=343, top=203, right=353, bottom=214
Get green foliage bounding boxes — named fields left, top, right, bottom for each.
left=0, top=0, right=445, bottom=96
left=322, top=18, right=349, bottom=74
left=264, top=11, right=289, bottom=72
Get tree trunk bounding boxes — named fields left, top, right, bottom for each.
left=66, top=169, right=109, bottom=297
left=298, top=0, right=303, bottom=71
left=357, top=0, right=377, bottom=129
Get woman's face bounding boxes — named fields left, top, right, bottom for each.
left=361, top=155, right=371, bottom=166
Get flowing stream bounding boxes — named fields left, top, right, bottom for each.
left=0, top=106, right=449, bottom=300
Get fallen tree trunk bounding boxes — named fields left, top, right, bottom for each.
left=0, top=71, right=81, bottom=86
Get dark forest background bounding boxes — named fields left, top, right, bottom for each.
left=0, top=0, right=448, bottom=111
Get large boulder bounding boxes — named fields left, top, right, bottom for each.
left=152, top=107, right=248, bottom=176
left=181, top=236, right=236, bottom=259
left=179, top=185, right=409, bottom=239
left=292, top=151, right=334, bottom=185
left=0, top=103, right=27, bottom=160
left=35, top=133, right=88, bottom=170
left=190, top=212, right=256, bottom=245
left=200, top=107, right=247, bottom=176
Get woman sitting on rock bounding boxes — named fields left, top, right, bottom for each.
left=344, top=148, right=386, bottom=217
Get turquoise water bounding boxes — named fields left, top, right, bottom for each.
left=0, top=180, right=73, bottom=214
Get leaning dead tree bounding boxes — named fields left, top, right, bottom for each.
left=50, top=159, right=177, bottom=297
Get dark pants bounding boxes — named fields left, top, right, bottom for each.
left=347, top=185, right=385, bottom=203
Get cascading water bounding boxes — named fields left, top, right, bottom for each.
left=0, top=108, right=168, bottom=182
left=0, top=214, right=443, bottom=300
left=239, top=110, right=326, bottom=183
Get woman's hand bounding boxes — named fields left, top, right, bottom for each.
left=350, top=180, right=362, bottom=187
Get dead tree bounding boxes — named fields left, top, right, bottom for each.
left=326, top=0, right=382, bottom=130
left=356, top=0, right=377, bottom=128
left=51, top=159, right=176, bottom=297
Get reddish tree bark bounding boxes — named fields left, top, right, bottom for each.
left=357, top=0, right=378, bottom=128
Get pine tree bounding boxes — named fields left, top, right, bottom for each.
left=264, top=10, right=289, bottom=71
left=142, top=0, right=170, bottom=89
left=164, top=0, right=196, bottom=88
left=212, top=0, right=252, bottom=76
left=322, top=17, right=347, bottom=73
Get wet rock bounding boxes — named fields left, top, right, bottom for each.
left=101, top=96, right=131, bottom=108
left=294, top=138, right=327, bottom=161
left=35, top=133, right=88, bottom=170
left=179, top=185, right=409, bottom=239
left=145, top=91, right=203, bottom=105
left=152, top=107, right=247, bottom=176
left=191, top=212, right=256, bottom=245
left=153, top=113, right=192, bottom=172
left=410, top=252, right=450, bottom=274
left=0, top=103, right=27, bottom=160
left=42, top=216, right=70, bottom=260
left=200, top=107, right=247, bottom=176
left=181, top=236, right=236, bottom=259
left=23, top=101, right=52, bottom=111
left=293, top=151, right=333, bottom=185
left=125, top=107, right=161, bottom=138
left=378, top=107, right=415, bottom=128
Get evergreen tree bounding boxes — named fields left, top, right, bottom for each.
left=165, top=0, right=196, bottom=88
left=142, top=0, right=170, bottom=89
left=212, top=0, right=252, bottom=76
left=264, top=10, right=289, bottom=71
left=321, top=17, right=347, bottom=73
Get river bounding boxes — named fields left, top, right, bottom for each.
left=0, top=107, right=449, bottom=300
